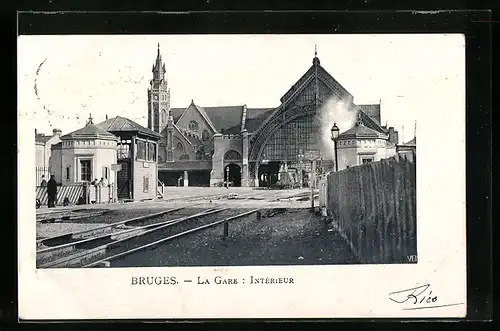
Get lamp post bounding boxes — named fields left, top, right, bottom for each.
left=331, top=122, right=340, bottom=172
left=226, top=165, right=230, bottom=189
left=298, top=149, right=304, bottom=189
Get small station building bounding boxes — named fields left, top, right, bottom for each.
left=95, top=115, right=162, bottom=201
left=50, top=114, right=162, bottom=202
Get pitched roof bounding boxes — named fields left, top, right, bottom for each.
left=178, top=127, right=203, bottom=145
left=173, top=104, right=245, bottom=134
left=173, top=124, right=194, bottom=147
left=61, top=123, right=118, bottom=140
left=358, top=104, right=381, bottom=124
left=244, top=108, right=275, bottom=133
left=200, top=105, right=244, bottom=134
left=95, top=116, right=162, bottom=139
left=280, top=58, right=353, bottom=106
left=402, top=137, right=416, bottom=145
left=339, top=123, right=386, bottom=139
left=170, top=108, right=185, bottom=122
left=35, top=134, right=52, bottom=144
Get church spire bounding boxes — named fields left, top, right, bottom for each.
left=86, top=113, right=93, bottom=126
left=152, top=43, right=166, bottom=81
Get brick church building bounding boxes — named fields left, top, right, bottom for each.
left=148, top=44, right=399, bottom=187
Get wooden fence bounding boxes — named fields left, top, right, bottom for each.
left=323, top=154, right=417, bottom=264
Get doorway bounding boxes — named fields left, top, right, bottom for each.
left=116, top=159, right=131, bottom=199
left=224, top=164, right=241, bottom=187
left=258, top=161, right=280, bottom=187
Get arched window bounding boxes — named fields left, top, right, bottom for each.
left=161, top=109, right=167, bottom=122
left=224, top=150, right=242, bottom=161
left=175, top=142, right=184, bottom=153
left=188, top=120, right=199, bottom=132
left=201, top=129, right=210, bottom=141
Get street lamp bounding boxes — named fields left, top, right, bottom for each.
left=298, top=149, right=304, bottom=189
left=330, top=122, right=340, bottom=172
left=226, top=165, right=230, bottom=189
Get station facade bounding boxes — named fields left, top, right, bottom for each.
left=149, top=45, right=400, bottom=187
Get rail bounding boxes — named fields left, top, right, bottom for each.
left=84, top=209, right=261, bottom=268
left=37, top=208, right=227, bottom=268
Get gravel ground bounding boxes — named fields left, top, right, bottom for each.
left=110, top=208, right=359, bottom=267
left=36, top=207, right=216, bottom=241
left=54, top=207, right=196, bottom=224
left=36, top=223, right=109, bottom=239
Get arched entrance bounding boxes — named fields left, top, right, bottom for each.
left=257, top=161, right=280, bottom=187
left=224, top=164, right=242, bottom=187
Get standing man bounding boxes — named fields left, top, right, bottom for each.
left=47, top=175, right=57, bottom=208
left=40, top=175, right=47, bottom=187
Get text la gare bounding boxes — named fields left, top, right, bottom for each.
left=198, top=276, right=239, bottom=285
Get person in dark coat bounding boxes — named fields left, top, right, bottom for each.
left=47, top=175, right=57, bottom=208
left=40, top=175, right=47, bottom=187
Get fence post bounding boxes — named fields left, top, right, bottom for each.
left=222, top=221, right=229, bottom=240
left=85, top=183, right=90, bottom=204
left=310, top=160, right=316, bottom=211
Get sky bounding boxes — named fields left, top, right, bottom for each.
left=18, top=34, right=465, bottom=143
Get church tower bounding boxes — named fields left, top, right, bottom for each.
left=148, top=43, right=171, bottom=133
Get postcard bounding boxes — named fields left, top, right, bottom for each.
left=18, top=33, right=466, bottom=319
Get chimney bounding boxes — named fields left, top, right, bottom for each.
left=388, top=127, right=399, bottom=145
left=35, top=128, right=37, bottom=135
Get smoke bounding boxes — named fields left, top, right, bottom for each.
left=316, top=97, right=359, bottom=159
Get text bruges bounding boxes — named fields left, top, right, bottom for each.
left=131, top=276, right=177, bottom=285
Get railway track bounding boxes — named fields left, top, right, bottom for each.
left=37, top=207, right=257, bottom=268
left=36, top=207, right=184, bottom=249
left=84, top=209, right=260, bottom=268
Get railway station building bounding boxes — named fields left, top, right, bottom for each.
left=149, top=45, right=400, bottom=188
left=50, top=114, right=162, bottom=202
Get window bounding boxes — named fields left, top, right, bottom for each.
left=147, top=142, right=156, bottom=161
left=80, top=159, right=92, bottom=182
left=188, top=120, right=199, bottom=132
left=143, top=176, right=149, bottom=193
left=118, top=143, right=130, bottom=159
left=361, top=158, right=373, bottom=164
left=65, top=167, right=70, bottom=181
left=136, top=140, right=146, bottom=160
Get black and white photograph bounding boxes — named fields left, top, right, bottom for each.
left=18, top=33, right=466, bottom=319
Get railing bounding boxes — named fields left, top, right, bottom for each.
left=35, top=167, right=49, bottom=186
left=36, top=184, right=87, bottom=207
left=88, top=184, right=115, bottom=204
left=157, top=179, right=165, bottom=199
left=36, top=183, right=117, bottom=207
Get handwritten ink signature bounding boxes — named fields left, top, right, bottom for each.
left=389, top=284, right=436, bottom=305
left=388, top=284, right=463, bottom=310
